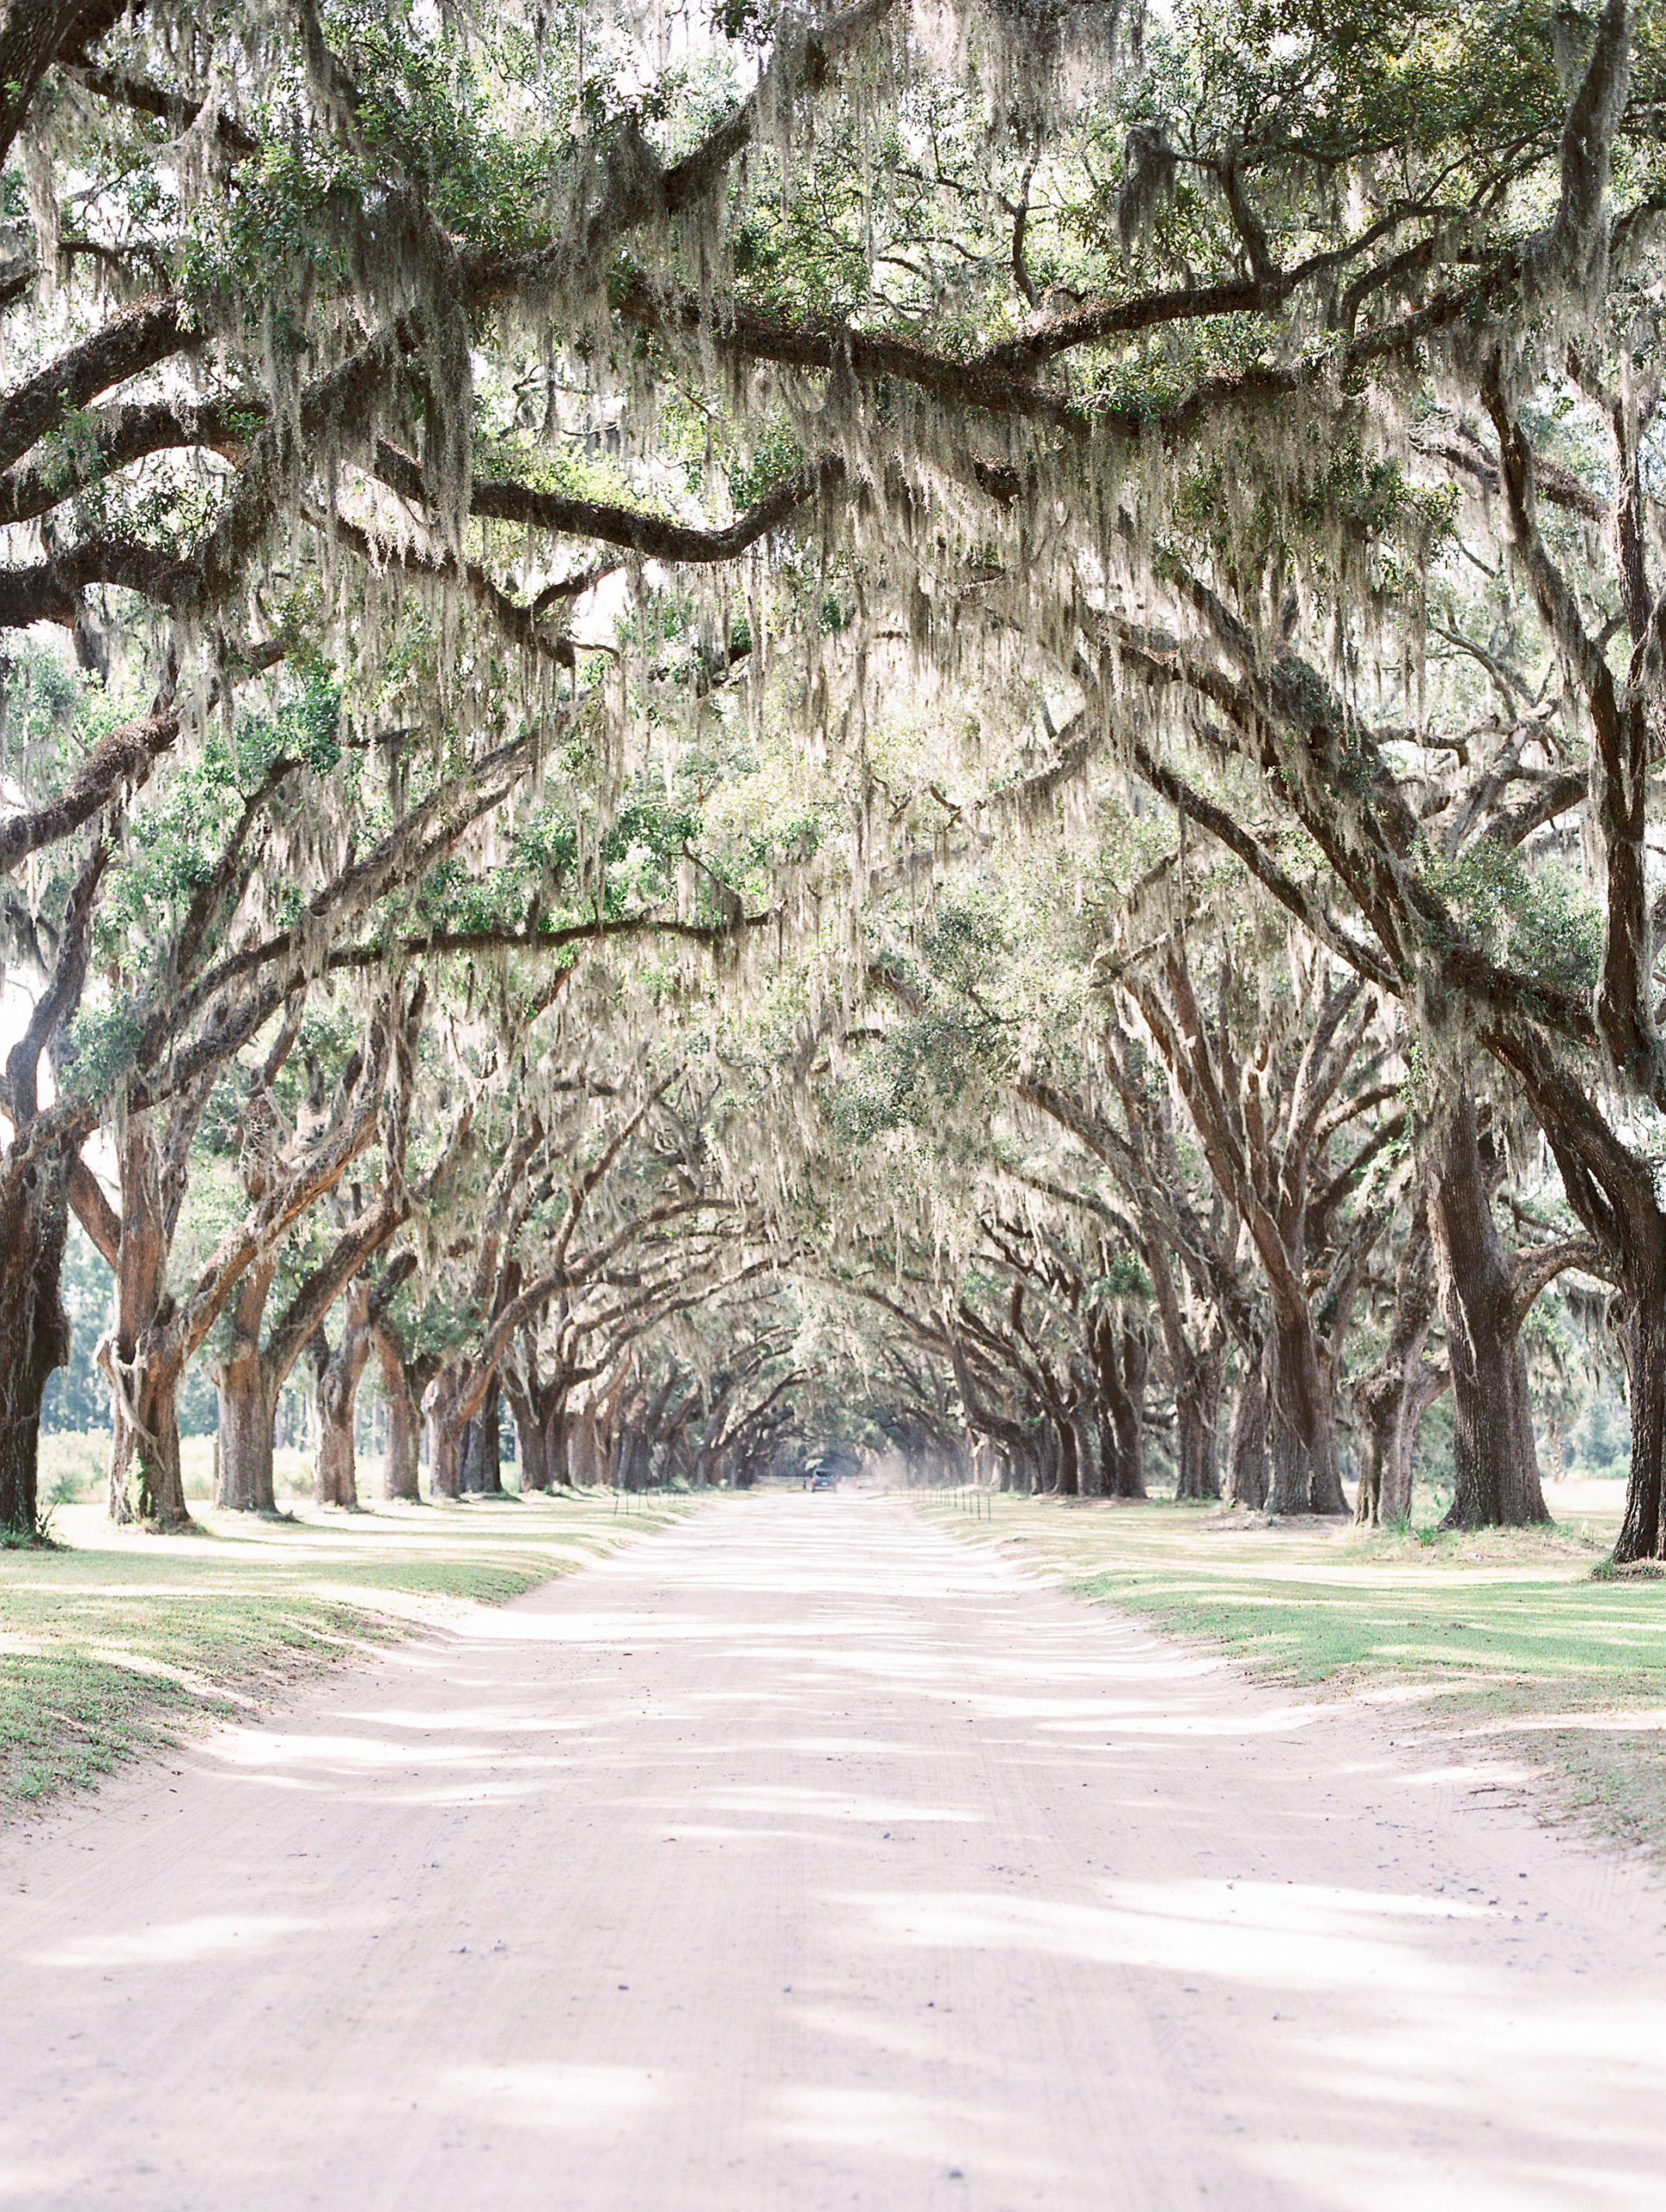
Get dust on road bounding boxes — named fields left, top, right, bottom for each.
left=3, top=1493, right=1663, bottom=2211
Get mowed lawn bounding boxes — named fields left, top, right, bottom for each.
left=921, top=1478, right=1666, bottom=1854
left=1, top=1485, right=693, bottom=1811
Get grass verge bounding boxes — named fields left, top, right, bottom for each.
left=0, top=1491, right=694, bottom=1813
left=919, top=1478, right=1666, bottom=1857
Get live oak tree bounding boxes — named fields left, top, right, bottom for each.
left=1, top=0, right=1662, bottom=1547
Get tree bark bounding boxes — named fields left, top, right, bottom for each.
left=101, top=1112, right=192, bottom=1529
left=1226, top=1370, right=1269, bottom=1509
left=1352, top=1213, right=1443, bottom=1527
left=504, top=1374, right=550, bottom=1491
left=214, top=1251, right=280, bottom=1511
left=567, top=1399, right=600, bottom=1488
left=423, top=1363, right=476, bottom=1500
left=1112, top=1326, right=1148, bottom=1497
left=544, top=1402, right=570, bottom=1487
left=369, top=1317, right=423, bottom=1500
left=216, top=1345, right=278, bottom=1513
left=104, top=1341, right=189, bottom=1530
left=1040, top=1407, right=1077, bottom=1496
left=0, top=1155, right=70, bottom=1537
left=1616, top=1283, right=1666, bottom=1560
left=1093, top=1315, right=1148, bottom=1497
left=1506, top=1053, right=1666, bottom=1563
left=1266, top=1306, right=1348, bottom=1515
left=315, top=1287, right=372, bottom=1509
left=1173, top=1339, right=1223, bottom=1501
left=1355, top=1359, right=1447, bottom=1529
left=1426, top=1095, right=1548, bottom=1529
left=461, top=1374, right=505, bottom=1494
left=317, top=1416, right=355, bottom=1509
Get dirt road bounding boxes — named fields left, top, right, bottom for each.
left=3, top=1495, right=1664, bottom=2212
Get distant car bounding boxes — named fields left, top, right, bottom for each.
left=810, top=1471, right=837, bottom=1491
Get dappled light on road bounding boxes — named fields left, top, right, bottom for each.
left=4, top=1494, right=1666, bottom=2211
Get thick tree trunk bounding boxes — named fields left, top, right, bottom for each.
left=1093, top=1314, right=1128, bottom=1496
left=315, top=1286, right=374, bottom=1510
left=100, top=1114, right=194, bottom=1529
left=615, top=1427, right=650, bottom=1492
left=1616, top=1283, right=1666, bottom=1561
left=1355, top=1360, right=1447, bottom=1529
left=426, top=1409, right=462, bottom=1498
left=0, top=1160, right=70, bottom=1538
left=567, top=1401, right=600, bottom=1488
left=315, top=1300, right=372, bottom=1510
left=312, top=1407, right=353, bottom=1513
left=216, top=1257, right=279, bottom=1512
left=315, top=1412, right=356, bottom=1507
left=519, top=1415, right=550, bottom=1493
left=1226, top=1370, right=1269, bottom=1509
left=1516, top=1063, right=1666, bottom=1563
left=216, top=1350, right=278, bottom=1513
left=1108, top=1327, right=1148, bottom=1498
left=543, top=1399, right=570, bottom=1488
left=105, top=1345, right=189, bottom=1529
left=1352, top=1215, right=1443, bottom=1528
left=461, top=1375, right=504, bottom=1494
left=1427, top=1096, right=1548, bottom=1529
left=1173, top=1341, right=1224, bottom=1502
left=369, top=1319, right=422, bottom=1500
left=423, top=1368, right=469, bottom=1500
left=1048, top=1409, right=1078, bottom=1497
left=504, top=1376, right=550, bottom=1492
left=1266, top=1308, right=1348, bottom=1515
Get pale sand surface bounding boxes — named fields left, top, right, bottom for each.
left=3, top=1493, right=1664, bottom=2212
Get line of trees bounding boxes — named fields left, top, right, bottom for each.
left=0, top=0, right=1662, bottom=1555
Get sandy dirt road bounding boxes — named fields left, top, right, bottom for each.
left=3, top=1494, right=1665, bottom=2212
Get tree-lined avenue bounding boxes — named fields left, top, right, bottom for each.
left=3, top=1496, right=1663, bottom=2211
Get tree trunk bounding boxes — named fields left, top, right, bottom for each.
left=1048, top=1408, right=1078, bottom=1496
left=1173, top=1341, right=1223, bottom=1502
left=423, top=1369, right=467, bottom=1500
left=216, top=1349, right=278, bottom=1513
left=1426, top=1095, right=1548, bottom=1529
left=544, top=1398, right=570, bottom=1488
left=1226, top=1370, right=1269, bottom=1509
left=1107, top=1326, right=1148, bottom=1498
left=1616, top=1280, right=1666, bottom=1561
left=1512, top=1058, right=1666, bottom=1565
left=1092, top=1313, right=1129, bottom=1496
left=216, top=1257, right=279, bottom=1512
left=568, top=1400, right=600, bottom=1488
left=504, top=1376, right=550, bottom=1492
left=461, top=1375, right=504, bottom=1494
left=0, top=1158, right=70, bottom=1538
left=1355, top=1359, right=1447, bottom=1529
left=617, top=1427, right=650, bottom=1492
left=101, top=1114, right=194, bottom=1529
left=1266, top=1306, right=1347, bottom=1515
left=426, top=1412, right=462, bottom=1499
left=370, top=1319, right=422, bottom=1500
left=315, top=1293, right=372, bottom=1510
left=105, top=1343, right=189, bottom=1529
left=1352, top=1214, right=1443, bottom=1528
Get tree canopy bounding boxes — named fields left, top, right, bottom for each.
left=2, top=0, right=1663, bottom=1559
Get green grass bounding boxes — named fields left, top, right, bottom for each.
left=0, top=1485, right=695, bottom=1811
left=920, top=1476, right=1666, bottom=1855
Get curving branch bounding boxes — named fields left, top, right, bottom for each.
left=0, top=299, right=196, bottom=479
